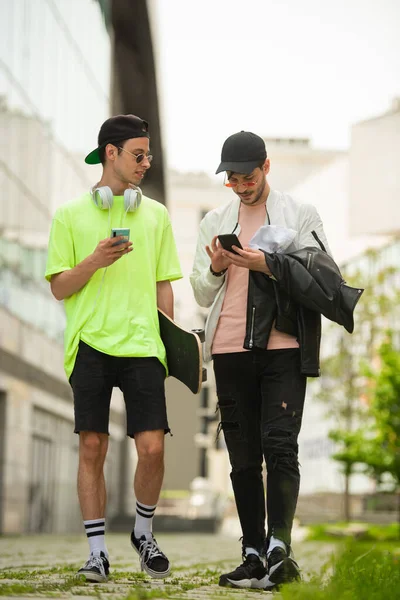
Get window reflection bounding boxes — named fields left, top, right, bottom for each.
left=0, top=237, right=65, bottom=343
left=0, top=1, right=110, bottom=346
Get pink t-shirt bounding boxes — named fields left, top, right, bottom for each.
left=212, top=201, right=299, bottom=354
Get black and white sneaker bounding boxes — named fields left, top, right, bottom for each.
left=219, top=554, right=269, bottom=589
left=265, top=546, right=300, bottom=589
left=131, top=532, right=171, bottom=579
left=77, top=551, right=110, bottom=583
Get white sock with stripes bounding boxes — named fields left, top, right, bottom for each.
left=134, top=501, right=157, bottom=539
left=84, top=518, right=108, bottom=557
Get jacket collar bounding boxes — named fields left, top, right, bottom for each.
left=219, top=188, right=284, bottom=234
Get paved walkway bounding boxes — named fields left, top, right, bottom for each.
left=0, top=531, right=336, bottom=599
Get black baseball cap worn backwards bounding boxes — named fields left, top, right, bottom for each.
left=85, top=114, right=150, bottom=165
left=216, top=130, right=267, bottom=175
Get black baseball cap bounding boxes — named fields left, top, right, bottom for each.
left=215, top=131, right=267, bottom=174
left=85, top=114, right=150, bottom=164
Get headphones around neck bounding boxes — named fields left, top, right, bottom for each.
left=90, top=183, right=142, bottom=212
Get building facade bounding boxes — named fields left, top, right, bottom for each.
left=265, top=137, right=342, bottom=193
left=349, top=99, right=400, bottom=237
left=0, top=0, right=119, bottom=535
left=0, top=0, right=168, bottom=534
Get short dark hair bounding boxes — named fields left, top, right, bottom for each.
left=99, top=139, right=129, bottom=165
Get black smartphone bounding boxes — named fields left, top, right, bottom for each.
left=217, top=234, right=243, bottom=255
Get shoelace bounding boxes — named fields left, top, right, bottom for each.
left=84, top=555, right=106, bottom=573
left=138, top=537, right=165, bottom=568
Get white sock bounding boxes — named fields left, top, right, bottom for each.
left=134, top=501, right=157, bottom=539
left=84, top=518, right=108, bottom=557
left=267, top=536, right=287, bottom=556
left=245, top=547, right=260, bottom=557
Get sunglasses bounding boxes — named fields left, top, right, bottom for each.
left=224, top=173, right=259, bottom=188
left=118, top=147, right=153, bottom=164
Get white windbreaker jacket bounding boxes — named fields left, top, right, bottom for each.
left=190, top=189, right=331, bottom=362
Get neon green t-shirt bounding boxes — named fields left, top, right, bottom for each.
left=45, top=192, right=182, bottom=380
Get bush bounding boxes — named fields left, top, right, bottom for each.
left=281, top=542, right=400, bottom=600
left=306, top=522, right=399, bottom=542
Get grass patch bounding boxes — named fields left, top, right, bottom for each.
left=281, top=541, right=400, bottom=600
left=123, top=588, right=187, bottom=600
left=0, top=567, right=218, bottom=599
left=0, top=582, right=37, bottom=595
left=0, top=570, right=34, bottom=580
left=306, top=521, right=400, bottom=542
left=171, top=558, right=232, bottom=572
left=0, top=575, right=86, bottom=596
left=0, top=565, right=79, bottom=580
left=110, top=570, right=147, bottom=582
left=179, top=581, right=197, bottom=591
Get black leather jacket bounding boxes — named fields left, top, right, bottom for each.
left=243, top=247, right=364, bottom=377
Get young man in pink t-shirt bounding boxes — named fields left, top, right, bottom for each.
left=191, top=131, right=331, bottom=591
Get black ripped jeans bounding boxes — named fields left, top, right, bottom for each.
left=213, top=349, right=307, bottom=551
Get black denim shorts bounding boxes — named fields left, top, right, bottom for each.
left=70, top=341, right=169, bottom=437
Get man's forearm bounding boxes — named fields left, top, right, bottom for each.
left=157, top=280, right=174, bottom=319
left=50, top=255, right=99, bottom=301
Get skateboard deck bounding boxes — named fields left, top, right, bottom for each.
left=158, top=309, right=206, bottom=394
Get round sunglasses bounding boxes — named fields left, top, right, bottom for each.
left=118, top=146, right=153, bottom=164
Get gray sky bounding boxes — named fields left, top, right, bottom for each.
left=154, top=0, right=400, bottom=174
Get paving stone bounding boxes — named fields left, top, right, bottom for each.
left=0, top=532, right=336, bottom=599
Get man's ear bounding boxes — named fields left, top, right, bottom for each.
left=263, top=159, right=270, bottom=175
left=105, top=143, right=117, bottom=162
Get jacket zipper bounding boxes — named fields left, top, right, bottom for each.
left=311, top=230, right=327, bottom=253
left=306, top=251, right=313, bottom=270
left=249, top=306, right=256, bottom=349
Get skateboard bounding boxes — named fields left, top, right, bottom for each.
left=158, top=309, right=207, bottom=394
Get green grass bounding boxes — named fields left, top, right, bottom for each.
left=0, top=574, right=86, bottom=596
left=306, top=521, right=400, bottom=542
left=123, top=589, right=176, bottom=600
left=109, top=570, right=147, bottom=582
left=0, top=565, right=221, bottom=598
left=0, top=565, right=79, bottom=580
left=281, top=541, right=400, bottom=600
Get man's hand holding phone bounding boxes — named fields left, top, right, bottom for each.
left=205, top=236, right=232, bottom=273
left=91, top=236, right=133, bottom=268
left=209, top=233, right=271, bottom=275
left=221, top=245, right=272, bottom=275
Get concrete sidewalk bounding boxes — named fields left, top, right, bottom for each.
left=0, top=532, right=336, bottom=599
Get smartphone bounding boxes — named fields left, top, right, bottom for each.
left=111, top=228, right=130, bottom=246
left=217, top=234, right=243, bottom=255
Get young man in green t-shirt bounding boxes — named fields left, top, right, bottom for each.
left=45, top=115, right=182, bottom=582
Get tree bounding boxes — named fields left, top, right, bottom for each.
left=315, top=247, right=400, bottom=521
left=364, top=336, right=400, bottom=532
left=330, top=334, right=400, bottom=535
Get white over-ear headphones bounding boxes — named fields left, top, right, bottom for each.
left=90, top=183, right=142, bottom=212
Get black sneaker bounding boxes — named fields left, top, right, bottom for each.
left=265, top=546, right=300, bottom=589
left=131, top=531, right=171, bottom=579
left=77, top=551, right=110, bottom=583
left=219, top=554, right=269, bottom=589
